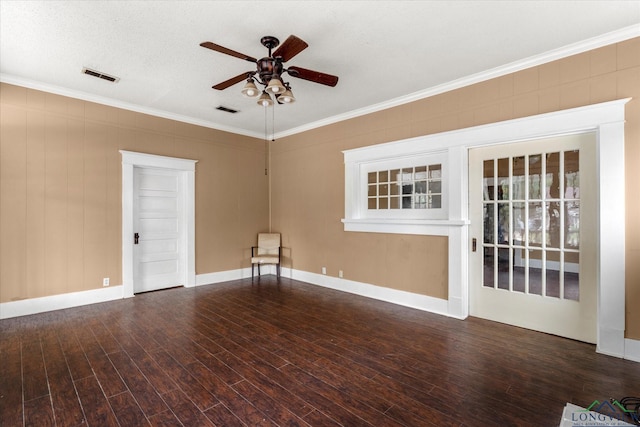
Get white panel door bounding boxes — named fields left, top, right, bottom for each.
left=469, top=132, right=597, bottom=343
left=133, top=167, right=183, bottom=293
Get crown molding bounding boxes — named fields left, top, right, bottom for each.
left=2, top=25, right=638, bottom=140
left=0, top=73, right=265, bottom=139
left=276, top=24, right=640, bottom=139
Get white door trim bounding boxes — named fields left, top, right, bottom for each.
left=120, top=151, right=197, bottom=298
left=343, top=98, right=630, bottom=358
left=458, top=99, right=629, bottom=358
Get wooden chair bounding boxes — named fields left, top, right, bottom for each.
left=251, top=233, right=281, bottom=279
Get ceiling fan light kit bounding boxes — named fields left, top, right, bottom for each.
left=265, top=77, right=286, bottom=95
left=278, top=87, right=296, bottom=104
left=257, top=91, right=274, bottom=107
left=200, top=35, right=338, bottom=107
left=241, top=79, right=260, bottom=98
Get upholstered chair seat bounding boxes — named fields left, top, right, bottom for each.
left=251, top=233, right=281, bottom=279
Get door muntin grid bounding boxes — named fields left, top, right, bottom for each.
left=482, top=150, right=580, bottom=300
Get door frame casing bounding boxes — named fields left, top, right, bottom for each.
left=459, top=99, right=629, bottom=358
left=343, top=98, right=629, bottom=358
left=120, top=151, right=197, bottom=297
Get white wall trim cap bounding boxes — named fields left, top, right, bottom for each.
left=342, top=218, right=469, bottom=236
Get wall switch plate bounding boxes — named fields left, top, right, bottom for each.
left=339, top=270, right=343, bottom=278
left=322, top=267, right=326, bottom=275
left=103, top=278, right=109, bottom=287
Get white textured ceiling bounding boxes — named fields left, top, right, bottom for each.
left=1, top=1, right=639, bottom=138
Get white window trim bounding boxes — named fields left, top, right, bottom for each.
left=342, top=98, right=630, bottom=359
left=120, top=150, right=197, bottom=298
left=360, top=152, right=448, bottom=220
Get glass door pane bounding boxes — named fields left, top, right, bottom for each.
left=481, top=151, right=580, bottom=301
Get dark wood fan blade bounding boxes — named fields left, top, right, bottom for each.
left=287, top=66, right=339, bottom=87
left=212, top=72, right=253, bottom=90
left=272, top=35, right=308, bottom=62
left=200, top=41, right=257, bottom=63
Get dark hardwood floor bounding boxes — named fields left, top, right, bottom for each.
left=1, top=277, right=639, bottom=427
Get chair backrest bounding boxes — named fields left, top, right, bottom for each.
left=257, top=233, right=280, bottom=256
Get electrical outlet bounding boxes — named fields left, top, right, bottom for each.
left=103, top=278, right=109, bottom=287
left=339, top=270, right=343, bottom=278
left=322, top=267, right=326, bottom=275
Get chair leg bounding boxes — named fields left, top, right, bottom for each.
left=251, top=263, right=254, bottom=280
left=257, top=264, right=261, bottom=277
left=277, top=264, right=280, bottom=279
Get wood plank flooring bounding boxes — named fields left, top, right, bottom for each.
left=1, top=276, right=639, bottom=427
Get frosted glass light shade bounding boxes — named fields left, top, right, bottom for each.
left=241, top=80, right=260, bottom=98
left=257, top=91, right=273, bottom=106
left=265, top=78, right=285, bottom=94
left=278, top=89, right=296, bottom=103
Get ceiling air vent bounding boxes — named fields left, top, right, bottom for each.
left=81, top=67, right=120, bottom=83
left=216, top=105, right=239, bottom=114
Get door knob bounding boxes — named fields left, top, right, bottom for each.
left=134, top=233, right=139, bottom=244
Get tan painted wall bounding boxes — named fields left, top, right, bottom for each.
left=0, top=83, right=268, bottom=302
left=1, top=37, right=638, bottom=340
left=271, top=37, right=640, bottom=339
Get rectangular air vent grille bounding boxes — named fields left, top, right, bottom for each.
left=216, top=106, right=239, bottom=114
left=82, top=67, right=120, bottom=83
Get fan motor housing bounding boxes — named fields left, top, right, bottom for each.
left=257, top=57, right=283, bottom=84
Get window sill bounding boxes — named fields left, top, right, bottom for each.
left=342, top=218, right=470, bottom=236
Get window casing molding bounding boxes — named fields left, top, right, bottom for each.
left=342, top=98, right=630, bottom=359
left=344, top=145, right=467, bottom=236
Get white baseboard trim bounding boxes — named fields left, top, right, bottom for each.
left=196, top=266, right=451, bottom=318
left=0, top=285, right=126, bottom=320
left=3, top=272, right=638, bottom=364
left=283, top=267, right=452, bottom=318
left=195, top=268, right=249, bottom=286
left=625, top=338, right=640, bottom=363
left=195, top=266, right=282, bottom=286
left=597, top=326, right=626, bottom=359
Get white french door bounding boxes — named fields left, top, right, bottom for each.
left=469, top=132, right=597, bottom=343
left=133, top=167, right=184, bottom=293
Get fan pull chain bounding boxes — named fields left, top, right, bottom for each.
left=264, top=105, right=268, bottom=176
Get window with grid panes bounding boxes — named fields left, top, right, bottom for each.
left=367, top=164, right=442, bottom=211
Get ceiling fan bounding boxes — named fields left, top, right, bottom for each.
left=200, top=35, right=338, bottom=105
